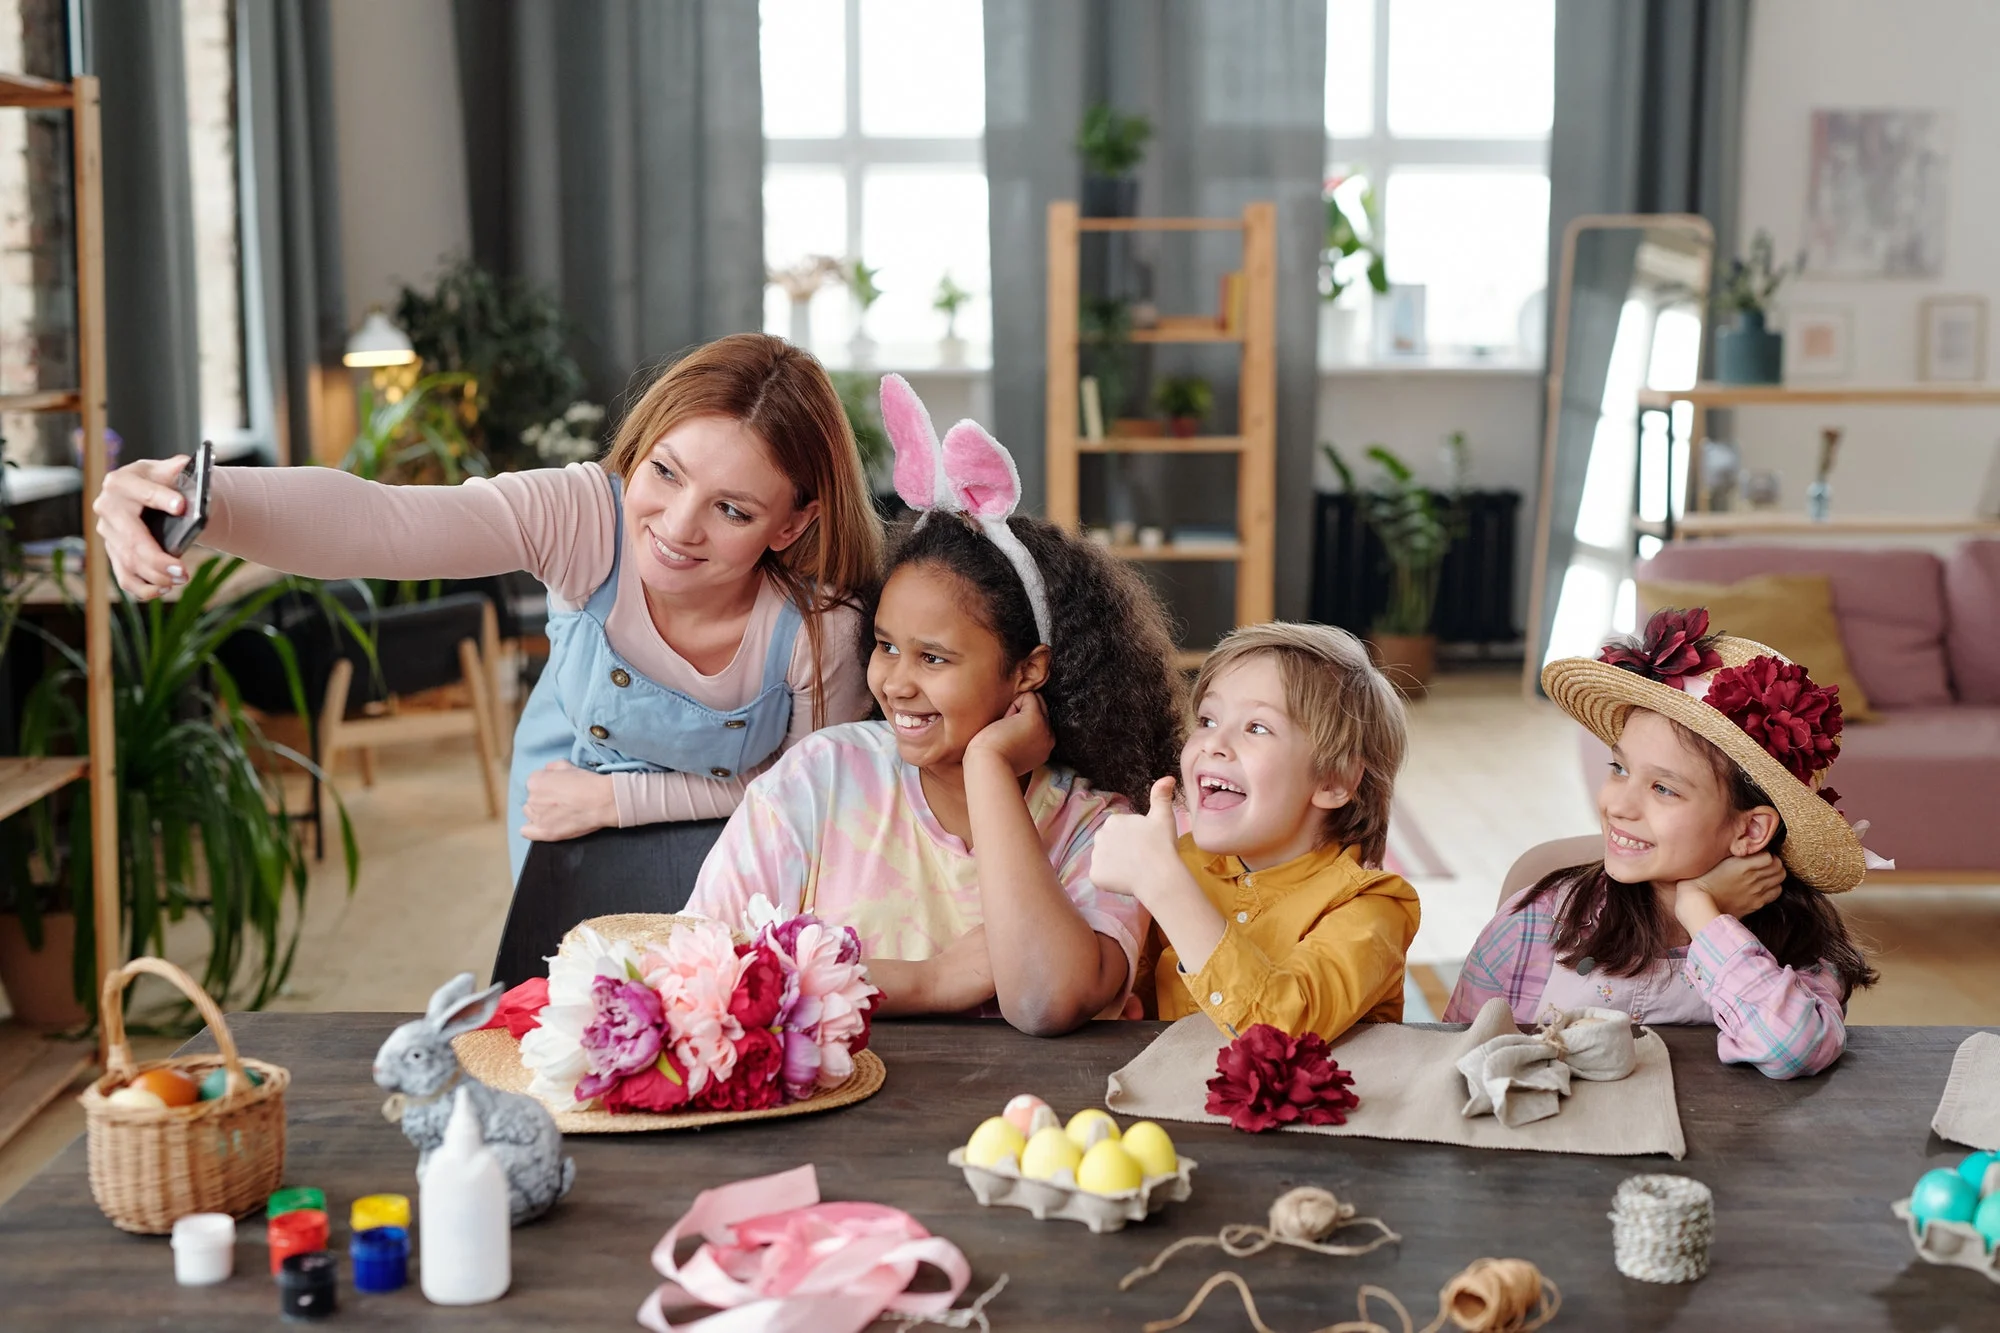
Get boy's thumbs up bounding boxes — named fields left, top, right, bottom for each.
left=1148, top=776, right=1178, bottom=827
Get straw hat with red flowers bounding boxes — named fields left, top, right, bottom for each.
left=1541, top=607, right=1867, bottom=893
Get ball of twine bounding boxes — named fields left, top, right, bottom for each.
left=1269, top=1185, right=1354, bottom=1241
left=1609, top=1174, right=1713, bottom=1284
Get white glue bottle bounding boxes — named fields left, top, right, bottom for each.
left=419, top=1085, right=511, bottom=1305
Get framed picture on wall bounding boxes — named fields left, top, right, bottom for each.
left=1920, top=295, right=1988, bottom=381
left=1786, top=307, right=1853, bottom=380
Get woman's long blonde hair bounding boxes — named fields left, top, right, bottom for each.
left=602, top=334, right=883, bottom=725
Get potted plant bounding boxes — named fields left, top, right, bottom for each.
left=1152, top=374, right=1213, bottom=437
left=18, top=557, right=365, bottom=1023
left=934, top=272, right=972, bottom=367
left=1713, top=230, right=1803, bottom=385
left=395, top=257, right=587, bottom=471
left=340, top=371, right=486, bottom=486
left=1326, top=435, right=1467, bottom=695
left=1074, top=103, right=1151, bottom=217
left=829, top=371, right=891, bottom=495
left=1320, top=174, right=1388, bottom=363
left=767, top=254, right=843, bottom=352
left=844, top=259, right=883, bottom=369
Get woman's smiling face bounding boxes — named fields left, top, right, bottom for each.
left=620, top=415, right=818, bottom=600
left=867, top=562, right=1043, bottom=772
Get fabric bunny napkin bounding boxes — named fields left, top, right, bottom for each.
left=1932, top=1030, right=2000, bottom=1151
left=1456, top=1006, right=1638, bottom=1128
left=1106, top=997, right=1685, bottom=1159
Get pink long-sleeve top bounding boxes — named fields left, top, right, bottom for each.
left=205, top=463, right=872, bottom=825
left=1443, top=884, right=1849, bottom=1079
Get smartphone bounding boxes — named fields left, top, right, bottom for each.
left=144, top=439, right=214, bottom=558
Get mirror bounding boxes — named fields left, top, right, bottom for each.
left=1523, top=215, right=1714, bottom=694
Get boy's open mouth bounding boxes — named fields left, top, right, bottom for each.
left=1606, top=825, right=1654, bottom=856
left=892, top=709, right=940, bottom=738
left=1196, top=773, right=1247, bottom=811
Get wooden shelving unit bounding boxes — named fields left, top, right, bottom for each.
left=1044, top=201, right=1277, bottom=659
left=0, top=72, right=116, bottom=1144
left=1637, top=381, right=2000, bottom=538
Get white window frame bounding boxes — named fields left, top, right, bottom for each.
left=762, top=0, right=986, bottom=364
left=1327, top=0, right=1551, bottom=358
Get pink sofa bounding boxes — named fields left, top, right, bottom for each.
left=1591, top=542, right=2000, bottom=874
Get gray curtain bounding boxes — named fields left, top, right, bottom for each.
left=985, top=0, right=1326, bottom=627
left=454, top=0, right=765, bottom=412
left=1547, top=0, right=1747, bottom=358
left=76, top=0, right=200, bottom=463
left=1533, top=0, right=1748, bottom=676
left=240, top=0, right=348, bottom=466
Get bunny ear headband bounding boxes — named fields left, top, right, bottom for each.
left=880, top=373, right=1053, bottom=647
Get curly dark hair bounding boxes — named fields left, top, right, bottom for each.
left=860, top=512, right=1185, bottom=809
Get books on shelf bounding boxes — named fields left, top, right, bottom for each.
left=1079, top=376, right=1105, bottom=442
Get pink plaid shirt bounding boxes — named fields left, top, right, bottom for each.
left=1444, top=885, right=1849, bottom=1080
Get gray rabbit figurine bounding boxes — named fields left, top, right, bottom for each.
left=373, top=973, right=576, bottom=1225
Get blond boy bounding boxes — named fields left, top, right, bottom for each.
left=1091, top=623, right=1420, bottom=1039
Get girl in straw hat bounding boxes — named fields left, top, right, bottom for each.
left=1445, top=607, right=1877, bottom=1079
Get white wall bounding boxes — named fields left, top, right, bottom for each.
left=327, top=0, right=473, bottom=320
left=1735, top=0, right=2000, bottom=515
left=1315, top=368, right=1545, bottom=636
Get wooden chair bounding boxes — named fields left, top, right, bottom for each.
left=1496, top=834, right=1603, bottom=909
left=314, top=595, right=506, bottom=829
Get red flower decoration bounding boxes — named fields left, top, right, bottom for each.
left=1817, top=787, right=1843, bottom=811
left=1706, top=655, right=1843, bottom=782
left=601, top=1051, right=692, bottom=1114
left=1598, top=607, right=1724, bottom=687
left=1205, top=1024, right=1360, bottom=1133
left=694, top=1026, right=785, bottom=1113
left=729, top=943, right=786, bottom=1031
left=485, top=978, right=550, bottom=1040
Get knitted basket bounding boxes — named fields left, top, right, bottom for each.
left=78, top=957, right=290, bottom=1234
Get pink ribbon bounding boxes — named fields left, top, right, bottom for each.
left=637, top=1165, right=972, bottom=1333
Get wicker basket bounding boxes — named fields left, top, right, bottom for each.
left=78, top=957, right=290, bottom=1234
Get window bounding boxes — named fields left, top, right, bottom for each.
left=184, top=0, right=250, bottom=443
left=760, top=0, right=989, bottom=368
left=1325, top=0, right=1553, bottom=361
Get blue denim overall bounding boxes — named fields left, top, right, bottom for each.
left=504, top=475, right=802, bottom=880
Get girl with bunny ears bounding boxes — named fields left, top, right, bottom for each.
left=687, top=376, right=1183, bottom=1035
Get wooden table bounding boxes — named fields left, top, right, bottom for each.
left=0, top=1017, right=1990, bottom=1330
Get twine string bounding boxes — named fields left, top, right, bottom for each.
left=1119, top=1187, right=1402, bottom=1291
left=1138, top=1260, right=1558, bottom=1333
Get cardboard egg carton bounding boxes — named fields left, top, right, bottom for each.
left=946, top=1147, right=1196, bottom=1234
left=1889, top=1200, right=2000, bottom=1285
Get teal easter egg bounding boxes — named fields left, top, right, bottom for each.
left=1977, top=1194, right=2000, bottom=1249
left=198, top=1065, right=264, bottom=1101
left=1911, top=1168, right=1979, bottom=1228
left=1959, top=1150, right=2000, bottom=1193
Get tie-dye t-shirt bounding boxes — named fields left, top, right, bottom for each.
left=686, top=721, right=1147, bottom=993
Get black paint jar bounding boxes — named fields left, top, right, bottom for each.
left=279, top=1249, right=339, bottom=1320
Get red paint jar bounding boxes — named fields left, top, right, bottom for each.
left=268, top=1208, right=329, bottom=1275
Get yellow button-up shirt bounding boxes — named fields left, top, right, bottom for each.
left=1149, top=835, right=1420, bottom=1041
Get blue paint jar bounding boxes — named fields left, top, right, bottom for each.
left=351, top=1225, right=410, bottom=1294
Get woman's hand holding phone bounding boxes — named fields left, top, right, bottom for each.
left=94, top=454, right=196, bottom=598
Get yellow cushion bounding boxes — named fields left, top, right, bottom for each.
left=1635, top=573, right=1877, bottom=722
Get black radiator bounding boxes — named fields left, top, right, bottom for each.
left=1309, top=490, right=1521, bottom=645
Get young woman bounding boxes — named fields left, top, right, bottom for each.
left=95, top=334, right=883, bottom=978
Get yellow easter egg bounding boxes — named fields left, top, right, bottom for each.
left=1066, top=1107, right=1121, bottom=1149
left=1020, top=1125, right=1083, bottom=1181
left=1076, top=1140, right=1145, bottom=1196
left=964, top=1116, right=1027, bottom=1169
left=1121, top=1121, right=1179, bottom=1177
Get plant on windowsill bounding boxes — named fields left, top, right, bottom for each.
left=395, top=256, right=589, bottom=471
left=17, top=556, right=371, bottom=1027
left=1151, top=374, right=1214, bottom=438
left=1074, top=103, right=1152, bottom=217
left=829, top=371, right=892, bottom=497
left=1328, top=433, right=1469, bottom=695
left=844, top=259, right=884, bottom=369
left=1712, top=229, right=1803, bottom=385
left=934, top=271, right=973, bottom=368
